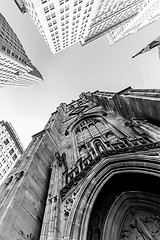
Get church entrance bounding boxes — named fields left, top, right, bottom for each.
left=87, top=173, right=160, bottom=240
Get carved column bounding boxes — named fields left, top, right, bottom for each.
left=40, top=152, right=66, bottom=240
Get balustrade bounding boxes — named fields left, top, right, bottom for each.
left=61, top=140, right=160, bottom=199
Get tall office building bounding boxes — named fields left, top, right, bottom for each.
left=0, top=13, right=43, bottom=87
left=106, top=0, right=160, bottom=44
left=15, top=0, right=160, bottom=53
left=82, top=0, right=160, bottom=45
left=0, top=87, right=160, bottom=239
left=14, top=0, right=98, bottom=54
left=0, top=121, right=24, bottom=186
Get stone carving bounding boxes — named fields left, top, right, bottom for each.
left=64, top=189, right=79, bottom=219
left=125, top=117, right=147, bottom=136
left=125, top=117, right=146, bottom=127
left=120, top=210, right=160, bottom=240
left=55, top=151, right=68, bottom=171
left=48, top=194, right=57, bottom=204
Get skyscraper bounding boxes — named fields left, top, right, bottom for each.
left=15, top=0, right=160, bottom=53
left=105, top=0, right=160, bottom=45
left=0, top=121, right=24, bottom=186
left=0, top=88, right=160, bottom=239
left=81, top=0, right=146, bottom=45
left=0, top=13, right=43, bottom=87
left=14, top=0, right=98, bottom=54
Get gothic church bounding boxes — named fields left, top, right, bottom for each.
left=0, top=87, right=160, bottom=240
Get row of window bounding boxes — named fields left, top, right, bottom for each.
left=0, top=30, right=25, bottom=55
left=1, top=45, right=27, bottom=65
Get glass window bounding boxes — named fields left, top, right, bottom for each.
left=49, top=3, right=54, bottom=10
left=9, top=148, right=14, bottom=155
left=3, top=139, right=9, bottom=145
left=44, top=6, right=49, bottom=13
left=2, top=45, right=6, bottom=51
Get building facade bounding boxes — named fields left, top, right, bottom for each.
left=0, top=121, right=24, bottom=186
left=0, top=88, right=160, bottom=239
left=14, top=0, right=98, bottom=54
left=0, top=13, right=43, bottom=87
left=81, top=0, right=160, bottom=45
left=14, top=0, right=160, bottom=53
left=105, top=0, right=160, bottom=45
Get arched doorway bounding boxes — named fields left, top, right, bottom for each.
left=87, top=173, right=160, bottom=240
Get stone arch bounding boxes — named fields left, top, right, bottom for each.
left=65, top=112, right=107, bottom=136
left=101, top=191, right=160, bottom=240
left=63, top=154, right=160, bottom=240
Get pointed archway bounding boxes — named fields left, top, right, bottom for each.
left=63, top=154, right=160, bottom=240
left=87, top=173, right=160, bottom=240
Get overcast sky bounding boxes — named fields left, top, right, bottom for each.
left=1, top=0, right=160, bottom=148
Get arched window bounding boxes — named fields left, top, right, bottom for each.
left=74, top=117, right=119, bottom=160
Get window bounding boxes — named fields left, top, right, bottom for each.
left=2, top=158, right=6, bottom=164
left=42, top=0, right=49, bottom=5
left=6, top=165, right=10, bottom=170
left=48, top=22, right=52, bottom=27
left=12, top=154, right=17, bottom=161
left=46, top=15, right=51, bottom=21
left=2, top=45, right=6, bottom=51
left=3, top=139, right=9, bottom=145
left=59, top=0, right=64, bottom=5
left=49, top=3, right=54, bottom=10
left=44, top=6, right=49, bottom=13
left=9, top=148, right=14, bottom=155
left=60, top=8, right=64, bottom=13
left=74, top=118, right=109, bottom=159
left=74, top=0, right=78, bottom=6
left=7, top=49, right=11, bottom=54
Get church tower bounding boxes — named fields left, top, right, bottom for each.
left=0, top=87, right=160, bottom=240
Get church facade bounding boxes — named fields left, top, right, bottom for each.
left=0, top=87, right=160, bottom=240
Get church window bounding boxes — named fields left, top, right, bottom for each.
left=74, top=117, right=113, bottom=159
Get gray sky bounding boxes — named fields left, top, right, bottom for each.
left=1, top=0, right=160, bottom=148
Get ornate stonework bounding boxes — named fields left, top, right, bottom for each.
left=1, top=89, right=160, bottom=240
left=120, top=210, right=160, bottom=240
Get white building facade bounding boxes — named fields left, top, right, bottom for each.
left=0, top=121, right=24, bottom=186
left=106, top=0, right=160, bottom=44
left=15, top=0, right=160, bottom=53
left=0, top=13, right=43, bottom=87
left=15, top=0, right=99, bottom=54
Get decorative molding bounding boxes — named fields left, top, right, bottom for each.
left=60, top=142, right=160, bottom=200
left=64, top=188, right=80, bottom=219
left=54, top=151, right=68, bottom=172
left=120, top=210, right=160, bottom=239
